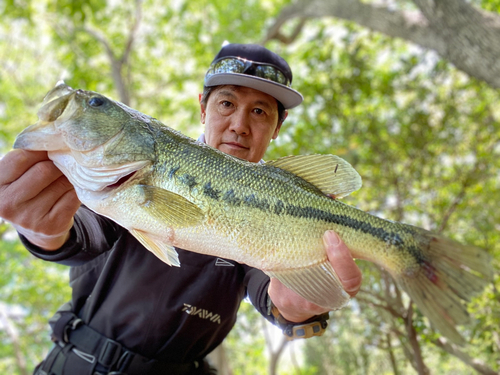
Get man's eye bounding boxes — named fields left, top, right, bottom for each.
left=253, top=108, right=264, bottom=115
left=221, top=101, right=233, bottom=107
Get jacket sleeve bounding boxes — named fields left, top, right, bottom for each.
left=20, top=206, right=122, bottom=267
left=243, top=266, right=277, bottom=324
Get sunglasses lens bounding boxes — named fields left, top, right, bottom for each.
left=206, top=57, right=290, bottom=87
left=212, top=59, right=245, bottom=74
left=255, top=65, right=288, bottom=85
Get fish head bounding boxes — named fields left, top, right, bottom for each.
left=13, top=83, right=156, bottom=192
left=15, top=82, right=136, bottom=153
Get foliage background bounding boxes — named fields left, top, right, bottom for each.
left=0, top=0, right=499, bottom=374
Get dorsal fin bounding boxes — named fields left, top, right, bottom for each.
left=266, top=154, right=362, bottom=198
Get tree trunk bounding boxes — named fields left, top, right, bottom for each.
left=386, top=333, right=400, bottom=375
left=269, top=336, right=288, bottom=375
left=0, top=306, right=28, bottom=375
left=207, top=343, right=233, bottom=375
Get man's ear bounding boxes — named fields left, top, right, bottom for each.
left=273, top=110, right=288, bottom=139
left=281, top=110, right=288, bottom=124
left=199, top=93, right=206, bottom=124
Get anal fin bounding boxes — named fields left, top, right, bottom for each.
left=266, top=261, right=350, bottom=311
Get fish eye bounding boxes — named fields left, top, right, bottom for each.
left=89, top=97, right=105, bottom=107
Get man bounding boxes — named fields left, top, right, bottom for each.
left=0, top=43, right=362, bottom=374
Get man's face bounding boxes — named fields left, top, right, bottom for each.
left=200, top=85, right=284, bottom=163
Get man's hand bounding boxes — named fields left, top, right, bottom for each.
left=268, top=230, right=362, bottom=322
left=0, top=149, right=80, bottom=250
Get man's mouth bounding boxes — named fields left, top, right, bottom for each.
left=223, top=142, right=248, bottom=150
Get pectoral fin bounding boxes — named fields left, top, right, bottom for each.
left=266, top=155, right=362, bottom=198
left=137, top=185, right=204, bottom=227
left=131, top=229, right=180, bottom=267
left=266, top=261, right=350, bottom=311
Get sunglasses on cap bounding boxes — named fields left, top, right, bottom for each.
left=205, top=57, right=291, bottom=87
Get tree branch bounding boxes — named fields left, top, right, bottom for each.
left=264, top=0, right=440, bottom=49
left=437, top=164, right=476, bottom=234
left=405, top=302, right=429, bottom=375
left=262, top=17, right=307, bottom=45
left=363, top=313, right=420, bottom=371
left=265, top=0, right=500, bottom=88
left=262, top=316, right=289, bottom=375
left=432, top=338, right=498, bottom=375
left=79, top=26, right=130, bottom=105
left=76, top=0, right=143, bottom=105
left=438, top=129, right=499, bottom=233
left=356, top=293, right=403, bottom=320
left=121, top=0, right=143, bottom=65
left=386, top=333, right=401, bottom=375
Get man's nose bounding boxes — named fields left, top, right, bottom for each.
left=228, top=111, right=251, bottom=135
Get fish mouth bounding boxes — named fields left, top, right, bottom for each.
left=40, top=81, right=75, bottom=117
left=13, top=82, right=76, bottom=151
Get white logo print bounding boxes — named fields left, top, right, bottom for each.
left=215, top=258, right=234, bottom=267
left=182, top=303, right=221, bottom=324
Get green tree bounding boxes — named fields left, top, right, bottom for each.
left=266, top=19, right=500, bottom=375
left=1, top=0, right=499, bottom=374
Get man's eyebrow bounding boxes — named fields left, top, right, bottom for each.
left=215, top=89, right=275, bottom=111
left=215, top=90, right=238, bottom=100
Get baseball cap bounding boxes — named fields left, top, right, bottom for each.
left=204, top=43, right=303, bottom=109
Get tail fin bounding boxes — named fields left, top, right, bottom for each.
left=396, top=229, right=494, bottom=345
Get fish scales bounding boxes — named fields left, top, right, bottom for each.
left=153, top=129, right=409, bottom=270
left=13, top=83, right=494, bottom=345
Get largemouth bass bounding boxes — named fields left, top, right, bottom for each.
left=14, top=83, right=494, bottom=345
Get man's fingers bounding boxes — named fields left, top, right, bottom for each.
left=268, top=278, right=328, bottom=322
left=48, top=187, right=80, bottom=230
left=16, top=175, right=78, bottom=233
left=323, top=230, right=362, bottom=297
left=0, top=149, right=79, bottom=234
left=0, top=150, right=50, bottom=185
left=0, top=150, right=64, bottom=206
left=1, top=161, right=65, bottom=223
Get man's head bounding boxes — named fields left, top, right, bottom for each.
left=203, top=43, right=303, bottom=110
left=200, top=43, right=303, bottom=162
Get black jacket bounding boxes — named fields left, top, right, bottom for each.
left=22, top=206, right=271, bottom=363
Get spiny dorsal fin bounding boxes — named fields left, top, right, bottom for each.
left=137, top=185, right=204, bottom=227
left=266, top=155, right=362, bottom=198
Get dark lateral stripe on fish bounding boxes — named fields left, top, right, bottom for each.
left=203, top=182, right=221, bottom=200
left=222, top=189, right=240, bottom=205
left=168, top=166, right=180, bottom=179
left=220, top=187, right=419, bottom=258
left=181, top=174, right=198, bottom=189
left=169, top=171, right=422, bottom=261
left=283, top=203, right=425, bottom=263
left=243, top=194, right=270, bottom=211
left=284, top=205, right=403, bottom=243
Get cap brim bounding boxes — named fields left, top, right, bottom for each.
left=204, top=73, right=303, bottom=109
